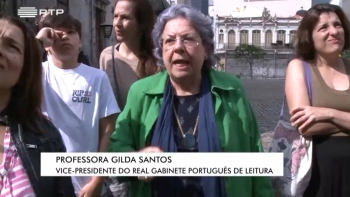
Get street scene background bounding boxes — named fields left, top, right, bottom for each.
left=240, top=79, right=286, bottom=151
left=1, top=0, right=349, bottom=151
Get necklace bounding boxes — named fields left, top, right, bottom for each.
left=173, top=105, right=199, bottom=150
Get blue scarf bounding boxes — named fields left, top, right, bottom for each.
left=150, top=74, right=226, bottom=197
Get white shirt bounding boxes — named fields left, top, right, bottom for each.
left=41, top=57, right=120, bottom=195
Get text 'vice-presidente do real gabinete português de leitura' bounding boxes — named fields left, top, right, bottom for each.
left=54, top=155, right=275, bottom=176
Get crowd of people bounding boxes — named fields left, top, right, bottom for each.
left=0, top=0, right=349, bottom=196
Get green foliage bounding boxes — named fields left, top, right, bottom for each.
left=234, top=44, right=266, bottom=79
left=262, top=7, right=271, bottom=18
left=234, top=44, right=266, bottom=66
left=342, top=50, right=350, bottom=59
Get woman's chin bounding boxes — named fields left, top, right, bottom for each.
left=171, top=71, right=193, bottom=79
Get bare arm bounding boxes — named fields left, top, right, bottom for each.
left=329, top=109, right=350, bottom=131
left=300, top=122, right=340, bottom=136
left=90, top=114, right=117, bottom=185
left=99, top=48, right=107, bottom=71
left=98, top=114, right=117, bottom=152
left=285, top=59, right=342, bottom=136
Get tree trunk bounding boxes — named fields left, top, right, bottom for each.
left=249, top=63, right=253, bottom=79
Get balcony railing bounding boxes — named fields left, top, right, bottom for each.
left=215, top=43, right=295, bottom=50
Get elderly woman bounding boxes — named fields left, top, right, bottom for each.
left=109, top=4, right=273, bottom=197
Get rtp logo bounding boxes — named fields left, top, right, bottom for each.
left=17, top=7, right=64, bottom=18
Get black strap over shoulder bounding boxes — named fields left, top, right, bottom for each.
left=112, top=45, right=117, bottom=88
left=111, top=45, right=121, bottom=106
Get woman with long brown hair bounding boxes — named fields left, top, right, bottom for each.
left=285, top=4, right=350, bottom=196
left=99, top=0, right=160, bottom=110
left=100, top=2, right=160, bottom=195
left=0, top=14, right=75, bottom=196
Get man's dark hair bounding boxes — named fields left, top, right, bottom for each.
left=35, top=6, right=58, bottom=33
left=40, top=13, right=82, bottom=37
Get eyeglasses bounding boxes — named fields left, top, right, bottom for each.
left=161, top=37, right=200, bottom=50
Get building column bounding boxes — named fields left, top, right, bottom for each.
left=272, top=29, right=277, bottom=43
left=248, top=29, right=252, bottom=45
left=286, top=30, right=290, bottom=44
left=236, top=31, right=239, bottom=46
left=261, top=30, right=265, bottom=47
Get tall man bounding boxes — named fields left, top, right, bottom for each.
left=36, top=13, right=119, bottom=197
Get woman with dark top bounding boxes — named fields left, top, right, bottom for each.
left=0, top=14, right=75, bottom=197
left=285, top=4, right=350, bottom=197
left=108, top=5, right=273, bottom=197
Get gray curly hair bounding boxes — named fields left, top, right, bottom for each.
left=152, top=4, right=215, bottom=70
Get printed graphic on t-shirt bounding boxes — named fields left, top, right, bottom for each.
left=72, top=90, right=92, bottom=103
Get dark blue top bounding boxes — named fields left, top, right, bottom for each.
left=149, top=94, right=204, bottom=197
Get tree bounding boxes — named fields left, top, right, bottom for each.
left=234, top=44, right=266, bottom=79
left=262, top=7, right=271, bottom=18
left=342, top=50, right=350, bottom=59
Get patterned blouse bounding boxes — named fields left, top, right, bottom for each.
left=0, top=127, right=35, bottom=197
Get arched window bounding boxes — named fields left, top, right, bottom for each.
left=252, top=30, right=261, bottom=47
left=277, top=30, right=286, bottom=44
left=265, top=30, right=272, bottom=48
left=228, top=30, right=236, bottom=48
left=240, top=30, right=248, bottom=44
left=289, top=30, right=297, bottom=45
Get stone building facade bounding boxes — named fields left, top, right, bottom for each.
left=213, top=15, right=300, bottom=78
left=214, top=16, right=300, bottom=50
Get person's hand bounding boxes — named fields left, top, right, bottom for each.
left=290, top=106, right=333, bottom=132
left=78, top=180, right=103, bottom=197
left=137, top=146, right=162, bottom=182
left=36, top=27, right=61, bottom=48
left=139, top=146, right=162, bottom=153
